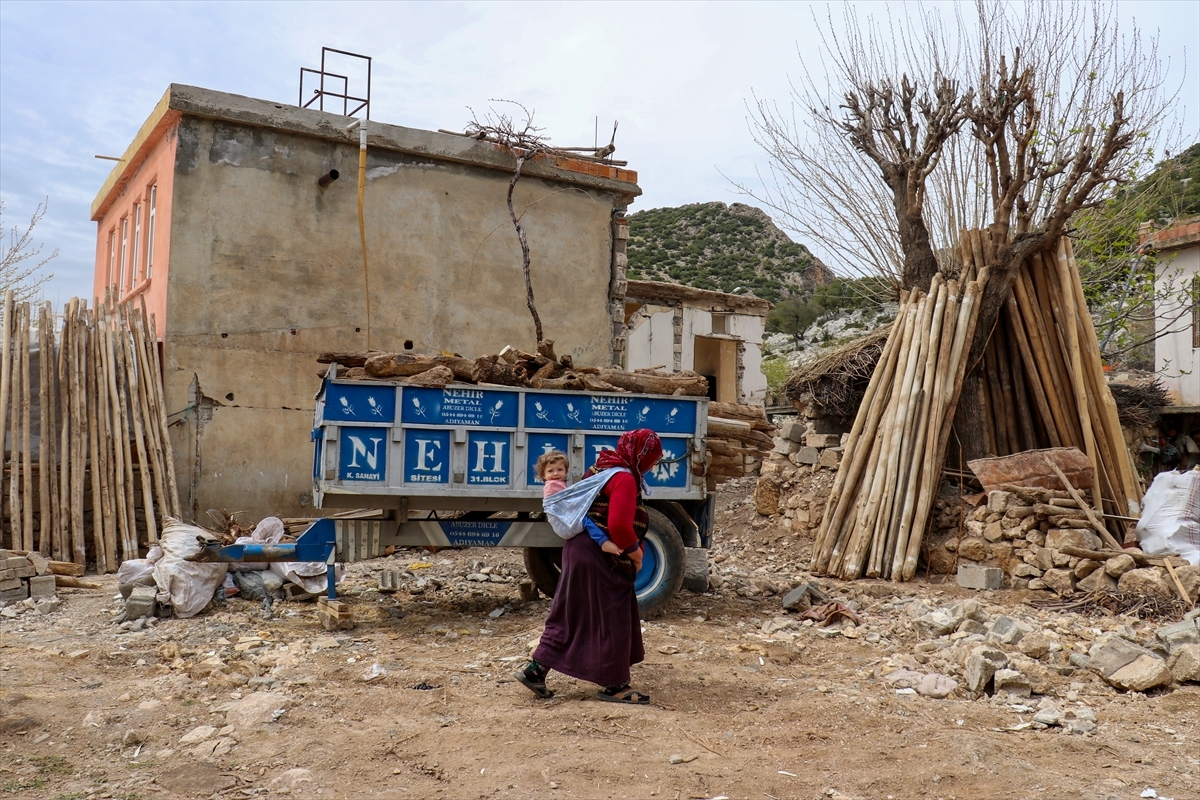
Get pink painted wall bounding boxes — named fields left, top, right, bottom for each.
left=91, top=120, right=177, bottom=339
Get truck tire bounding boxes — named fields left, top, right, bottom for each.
left=636, top=508, right=686, bottom=618
left=522, top=509, right=686, bottom=617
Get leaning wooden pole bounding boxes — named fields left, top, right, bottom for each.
left=19, top=305, right=34, bottom=553
left=146, top=309, right=181, bottom=517
left=0, top=290, right=12, bottom=545
left=37, top=304, right=52, bottom=555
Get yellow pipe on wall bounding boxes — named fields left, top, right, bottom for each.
left=348, top=118, right=371, bottom=348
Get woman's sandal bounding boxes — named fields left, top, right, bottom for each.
left=515, top=668, right=555, bottom=699
left=597, top=685, right=650, bottom=705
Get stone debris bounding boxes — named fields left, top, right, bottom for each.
left=0, top=549, right=65, bottom=612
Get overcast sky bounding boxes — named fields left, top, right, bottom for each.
left=1, top=0, right=1197, bottom=306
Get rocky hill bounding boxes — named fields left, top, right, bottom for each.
left=624, top=202, right=833, bottom=302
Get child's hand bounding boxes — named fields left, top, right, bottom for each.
left=600, top=540, right=622, bottom=555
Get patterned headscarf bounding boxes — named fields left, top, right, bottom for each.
left=595, top=429, right=663, bottom=480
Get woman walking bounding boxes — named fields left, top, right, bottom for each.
left=517, top=429, right=663, bottom=704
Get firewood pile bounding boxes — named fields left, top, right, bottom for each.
left=0, top=290, right=181, bottom=574
left=811, top=233, right=1140, bottom=583
left=704, top=402, right=775, bottom=488
left=318, top=339, right=709, bottom=396
left=319, top=343, right=775, bottom=484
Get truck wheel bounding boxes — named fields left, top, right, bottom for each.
left=523, top=547, right=562, bottom=599
left=636, top=508, right=685, bottom=618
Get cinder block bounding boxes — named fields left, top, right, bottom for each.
left=28, top=574, right=56, bottom=600
left=958, top=564, right=1004, bottom=590
left=818, top=448, right=843, bottom=469
left=13, top=563, right=35, bottom=579
left=805, top=433, right=841, bottom=448
left=0, top=569, right=15, bottom=582
left=124, top=585, right=157, bottom=620
left=0, top=585, right=29, bottom=603
left=683, top=547, right=709, bottom=593
left=0, top=577, right=22, bottom=592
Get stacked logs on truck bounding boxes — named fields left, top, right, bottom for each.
left=969, top=234, right=1141, bottom=527
left=0, top=289, right=180, bottom=573
left=317, top=339, right=710, bottom=396
left=704, top=402, right=776, bottom=488
left=812, top=232, right=1141, bottom=583
left=811, top=266, right=989, bottom=582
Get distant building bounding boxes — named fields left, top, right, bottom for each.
left=1141, top=216, right=1200, bottom=409
left=622, top=280, right=771, bottom=405
left=91, top=84, right=641, bottom=521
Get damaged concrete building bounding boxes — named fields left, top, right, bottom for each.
left=91, top=84, right=641, bottom=521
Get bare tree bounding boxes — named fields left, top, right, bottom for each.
left=743, top=0, right=1181, bottom=457
left=1, top=198, right=57, bottom=306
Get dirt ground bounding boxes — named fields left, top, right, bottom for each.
left=2, top=479, right=1198, bottom=800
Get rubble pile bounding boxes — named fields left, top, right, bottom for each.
left=941, top=488, right=1200, bottom=600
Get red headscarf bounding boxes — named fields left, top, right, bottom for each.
left=595, top=429, right=663, bottom=478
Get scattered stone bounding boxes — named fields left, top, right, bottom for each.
left=1167, top=643, right=1200, bottom=683
left=1117, top=568, right=1173, bottom=598
left=683, top=547, right=709, bottom=593
left=668, top=753, right=699, bottom=764
left=1078, top=569, right=1117, bottom=593
left=224, top=693, right=290, bottom=728
left=987, top=490, right=1012, bottom=514
left=965, top=646, right=1009, bottom=693
left=1155, top=619, right=1200, bottom=654
left=179, top=725, right=218, bottom=746
left=1044, top=529, right=1102, bottom=552
left=1104, top=553, right=1137, bottom=577
left=1041, top=568, right=1076, bottom=596
left=916, top=673, right=958, bottom=699
left=1063, top=705, right=1096, bottom=735
left=1033, top=703, right=1063, bottom=726
left=993, top=669, right=1031, bottom=697
left=1018, top=634, right=1051, bottom=660
left=157, top=763, right=238, bottom=795
left=987, top=617, right=1026, bottom=646
left=914, top=610, right=958, bottom=638
left=754, top=477, right=781, bottom=516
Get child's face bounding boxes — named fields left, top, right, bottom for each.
left=544, top=461, right=567, bottom=482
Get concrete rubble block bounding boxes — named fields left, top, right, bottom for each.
left=1107, top=654, right=1172, bottom=692
left=771, top=437, right=796, bottom=456
left=1155, top=619, right=1200, bottom=653
left=1117, top=567, right=1173, bottom=598
left=124, top=585, right=158, bottom=621
left=958, top=564, right=1004, bottom=591
left=818, top=448, right=843, bottom=469
left=993, top=668, right=1031, bottom=697
left=987, top=616, right=1027, bottom=645
left=987, top=490, right=1012, bottom=515
left=965, top=646, right=1009, bottom=693
left=1074, top=559, right=1102, bottom=579
left=780, top=419, right=806, bottom=443
left=34, top=598, right=61, bottom=615
left=378, top=570, right=400, bottom=592
left=28, top=574, right=56, bottom=600
left=805, top=433, right=841, bottom=448
left=26, top=552, right=51, bottom=576
left=1063, top=705, right=1097, bottom=735
left=914, top=610, right=959, bottom=638
left=1167, top=643, right=1200, bottom=683
left=916, top=673, right=958, bottom=699
left=683, top=547, right=709, bottom=593
left=1041, top=568, right=1076, bottom=596
left=796, top=447, right=820, bottom=465
left=1104, top=553, right=1138, bottom=577
left=950, top=598, right=987, bottom=623
left=1044, top=528, right=1103, bottom=552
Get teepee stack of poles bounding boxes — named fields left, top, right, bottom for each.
left=0, top=290, right=180, bottom=572
left=811, top=233, right=1140, bottom=582
left=811, top=264, right=989, bottom=581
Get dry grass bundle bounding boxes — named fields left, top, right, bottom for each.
left=1108, top=379, right=1170, bottom=429
left=782, top=326, right=888, bottom=418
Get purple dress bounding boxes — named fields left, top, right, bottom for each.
left=531, top=531, right=644, bottom=687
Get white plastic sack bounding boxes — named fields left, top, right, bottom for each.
left=229, top=516, right=285, bottom=571
left=116, top=545, right=165, bottom=584
left=1135, top=469, right=1200, bottom=566
left=542, top=468, right=627, bottom=539
left=255, top=516, right=344, bottom=593
left=154, top=518, right=228, bottom=618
